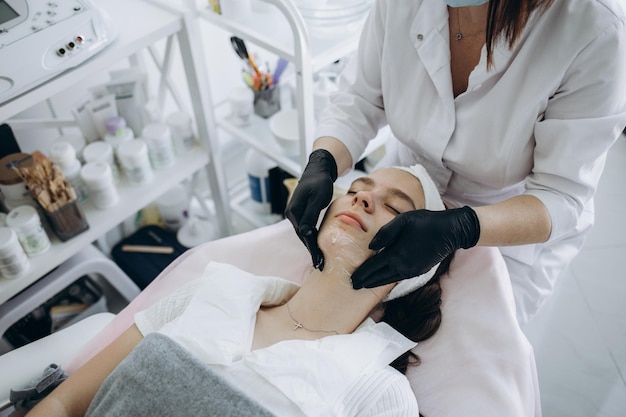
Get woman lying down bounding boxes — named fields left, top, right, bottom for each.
left=27, top=165, right=452, bottom=417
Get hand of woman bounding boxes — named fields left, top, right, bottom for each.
left=351, top=206, right=481, bottom=288
left=284, top=149, right=338, bottom=270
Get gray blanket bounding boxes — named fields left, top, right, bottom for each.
left=86, top=332, right=275, bottom=417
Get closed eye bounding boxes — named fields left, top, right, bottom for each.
left=385, top=204, right=401, bottom=215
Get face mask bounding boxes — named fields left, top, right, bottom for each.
left=443, top=0, right=489, bottom=7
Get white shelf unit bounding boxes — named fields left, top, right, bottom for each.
left=0, top=0, right=231, bottom=305
left=188, top=0, right=383, bottom=226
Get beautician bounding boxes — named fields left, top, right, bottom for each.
left=285, top=0, right=626, bottom=325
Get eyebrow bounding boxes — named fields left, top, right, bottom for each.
left=350, top=177, right=417, bottom=210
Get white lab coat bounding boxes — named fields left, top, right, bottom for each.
left=315, top=0, right=626, bottom=324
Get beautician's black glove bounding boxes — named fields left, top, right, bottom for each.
left=285, top=149, right=338, bottom=270
left=351, top=206, right=480, bottom=289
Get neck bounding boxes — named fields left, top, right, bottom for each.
left=280, top=259, right=391, bottom=335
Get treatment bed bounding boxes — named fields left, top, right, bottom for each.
left=0, top=219, right=541, bottom=416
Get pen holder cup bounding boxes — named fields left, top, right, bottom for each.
left=42, top=200, right=90, bottom=242
left=253, top=85, right=281, bottom=118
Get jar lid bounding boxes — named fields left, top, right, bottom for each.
left=6, top=205, right=40, bottom=232
left=83, top=141, right=113, bottom=163
left=81, top=161, right=113, bottom=188
left=105, top=116, right=127, bottom=135
left=117, top=139, right=149, bottom=163
left=142, top=123, right=171, bottom=143
left=0, top=153, right=30, bottom=186
left=0, top=227, right=20, bottom=254
left=49, top=141, right=77, bottom=166
left=50, top=135, right=86, bottom=158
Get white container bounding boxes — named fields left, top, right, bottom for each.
left=0, top=153, right=36, bottom=210
left=155, top=184, right=190, bottom=232
left=245, top=148, right=275, bottom=214
left=50, top=134, right=87, bottom=163
left=49, top=141, right=89, bottom=202
left=176, top=217, right=215, bottom=248
left=104, top=116, right=134, bottom=153
left=229, top=87, right=254, bottom=127
left=6, top=206, right=51, bottom=256
left=0, top=227, right=30, bottom=278
left=142, top=123, right=176, bottom=169
left=81, top=162, right=119, bottom=209
left=166, top=111, right=197, bottom=155
left=83, top=141, right=121, bottom=184
left=117, top=139, right=154, bottom=185
left=269, top=109, right=299, bottom=155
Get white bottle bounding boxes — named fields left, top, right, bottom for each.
left=80, top=162, right=119, bottom=210
left=117, top=139, right=154, bottom=185
left=83, top=141, right=121, bottom=184
left=245, top=148, right=275, bottom=214
left=0, top=227, right=30, bottom=278
left=166, top=111, right=197, bottom=155
left=142, top=123, right=176, bottom=169
left=6, top=205, right=51, bottom=256
left=48, top=141, right=89, bottom=202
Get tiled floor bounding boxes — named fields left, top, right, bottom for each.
left=523, top=135, right=626, bottom=417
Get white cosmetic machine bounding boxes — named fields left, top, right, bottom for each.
left=0, top=0, right=116, bottom=103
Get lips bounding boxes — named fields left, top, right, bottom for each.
left=336, top=212, right=367, bottom=232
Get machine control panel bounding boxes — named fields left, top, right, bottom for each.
left=0, top=0, right=116, bottom=104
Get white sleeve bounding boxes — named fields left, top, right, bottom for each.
left=527, top=14, right=626, bottom=241
left=133, top=278, right=204, bottom=336
left=314, top=0, right=390, bottom=165
left=349, top=369, right=419, bottom=417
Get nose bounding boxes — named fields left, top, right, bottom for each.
left=352, top=190, right=374, bottom=213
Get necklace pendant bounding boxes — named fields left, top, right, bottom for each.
left=293, top=321, right=303, bottom=331
left=455, top=33, right=463, bottom=41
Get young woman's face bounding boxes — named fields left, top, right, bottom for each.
left=317, top=168, right=426, bottom=273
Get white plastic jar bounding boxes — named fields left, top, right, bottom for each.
left=82, top=141, right=121, bottom=184
left=166, top=111, right=197, bottom=155
left=0, top=227, right=30, bottom=278
left=49, top=141, right=89, bottom=202
left=0, top=153, right=36, bottom=210
left=104, top=116, right=134, bottom=152
left=81, top=162, right=119, bottom=209
left=117, top=139, right=154, bottom=185
left=6, top=205, right=51, bottom=256
left=142, top=123, right=176, bottom=169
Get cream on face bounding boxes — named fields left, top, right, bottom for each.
left=317, top=168, right=425, bottom=280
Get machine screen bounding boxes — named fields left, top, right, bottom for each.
left=0, top=1, right=18, bottom=25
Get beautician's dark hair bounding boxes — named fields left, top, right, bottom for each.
left=485, top=0, right=554, bottom=68
left=380, top=253, right=453, bottom=374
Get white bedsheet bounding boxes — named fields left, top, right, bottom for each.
left=69, top=219, right=540, bottom=417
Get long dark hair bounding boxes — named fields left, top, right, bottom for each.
left=380, top=254, right=453, bottom=374
left=485, top=0, right=555, bottom=68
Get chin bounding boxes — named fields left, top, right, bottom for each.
left=318, top=221, right=371, bottom=269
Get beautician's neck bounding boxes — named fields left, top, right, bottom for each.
left=285, top=266, right=387, bottom=335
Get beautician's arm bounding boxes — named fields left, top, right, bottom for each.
left=313, top=136, right=353, bottom=176
left=26, top=324, right=144, bottom=417
left=473, top=194, right=552, bottom=246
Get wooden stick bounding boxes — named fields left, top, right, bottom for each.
left=121, top=245, right=175, bottom=254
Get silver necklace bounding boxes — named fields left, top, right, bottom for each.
left=454, top=8, right=485, bottom=41
left=285, top=302, right=339, bottom=335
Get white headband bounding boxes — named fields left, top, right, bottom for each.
left=383, top=164, right=445, bottom=301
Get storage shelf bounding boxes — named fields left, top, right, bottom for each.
left=0, top=0, right=183, bottom=120
left=0, top=148, right=209, bottom=305
left=216, top=100, right=302, bottom=177
left=196, top=6, right=365, bottom=72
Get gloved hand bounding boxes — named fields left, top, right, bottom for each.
left=284, top=149, right=338, bottom=270
left=351, top=206, right=480, bottom=289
